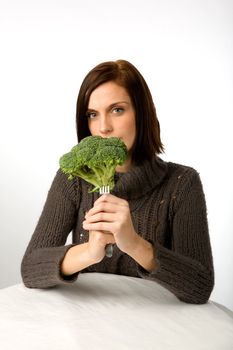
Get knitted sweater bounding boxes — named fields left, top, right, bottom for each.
left=21, top=156, right=214, bottom=304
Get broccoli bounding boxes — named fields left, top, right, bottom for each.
left=59, top=136, right=128, bottom=193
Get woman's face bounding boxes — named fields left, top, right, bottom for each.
left=86, top=81, right=136, bottom=170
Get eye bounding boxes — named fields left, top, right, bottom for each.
left=86, top=111, right=97, bottom=119
left=112, top=107, right=124, bottom=114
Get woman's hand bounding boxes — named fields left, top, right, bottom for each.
left=83, top=194, right=139, bottom=255
left=87, top=230, right=115, bottom=263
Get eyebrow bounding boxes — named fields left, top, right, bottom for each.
left=87, top=101, right=130, bottom=112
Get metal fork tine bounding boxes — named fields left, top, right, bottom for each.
left=100, top=185, right=110, bottom=195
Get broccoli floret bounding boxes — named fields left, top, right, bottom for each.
left=59, top=136, right=128, bottom=192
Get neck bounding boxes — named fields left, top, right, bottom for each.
left=116, top=157, right=133, bottom=173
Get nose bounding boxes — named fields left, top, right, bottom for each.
left=99, top=115, right=113, bottom=135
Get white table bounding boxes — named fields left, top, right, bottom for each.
left=0, top=273, right=232, bottom=349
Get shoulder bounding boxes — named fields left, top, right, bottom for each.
left=163, top=160, right=206, bottom=209
left=167, top=160, right=202, bottom=184
left=163, top=158, right=195, bottom=173
left=151, top=156, right=199, bottom=177
left=155, top=157, right=204, bottom=195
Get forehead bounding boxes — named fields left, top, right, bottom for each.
left=88, top=81, right=131, bottom=108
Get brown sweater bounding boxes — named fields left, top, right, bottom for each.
left=21, top=156, right=214, bottom=304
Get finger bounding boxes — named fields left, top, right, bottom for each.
left=83, top=221, right=113, bottom=232
left=89, top=230, right=115, bottom=244
left=85, top=202, right=121, bottom=218
left=84, top=212, right=116, bottom=223
left=94, top=194, right=128, bottom=207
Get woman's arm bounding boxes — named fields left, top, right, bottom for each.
left=61, top=243, right=94, bottom=276
left=137, top=170, right=214, bottom=304
left=123, top=235, right=156, bottom=272
left=61, top=228, right=115, bottom=276
left=21, top=170, right=80, bottom=288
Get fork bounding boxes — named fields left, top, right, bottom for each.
left=99, top=185, right=114, bottom=258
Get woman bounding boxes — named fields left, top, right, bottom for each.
left=21, top=60, right=214, bottom=304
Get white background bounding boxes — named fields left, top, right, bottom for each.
left=0, top=0, right=232, bottom=310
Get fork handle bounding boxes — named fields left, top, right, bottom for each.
left=105, top=244, right=114, bottom=258
left=99, top=186, right=113, bottom=258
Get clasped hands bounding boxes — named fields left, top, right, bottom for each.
left=82, top=194, right=139, bottom=262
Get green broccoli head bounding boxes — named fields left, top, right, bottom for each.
left=59, top=136, right=128, bottom=192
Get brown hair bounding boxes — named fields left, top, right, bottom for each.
left=76, top=59, right=164, bottom=164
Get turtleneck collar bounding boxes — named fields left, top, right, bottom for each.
left=112, top=156, right=168, bottom=200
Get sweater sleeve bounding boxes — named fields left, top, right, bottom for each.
left=137, top=169, right=214, bottom=304
left=21, top=169, right=80, bottom=288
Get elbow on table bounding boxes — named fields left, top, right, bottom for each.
left=178, top=273, right=215, bottom=305
left=20, top=255, right=42, bottom=289
left=21, top=259, right=34, bottom=289
left=178, top=291, right=212, bottom=305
